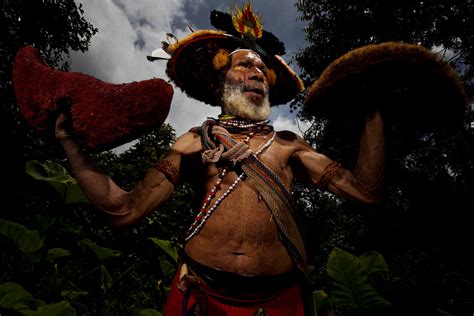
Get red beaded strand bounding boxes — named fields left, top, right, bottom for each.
left=185, top=130, right=276, bottom=241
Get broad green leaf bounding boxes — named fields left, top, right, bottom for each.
left=61, top=290, right=88, bottom=300
left=101, top=265, right=113, bottom=291
left=313, top=290, right=331, bottom=316
left=47, top=248, right=72, bottom=261
left=327, top=247, right=389, bottom=311
left=0, top=282, right=34, bottom=313
left=24, top=301, right=76, bottom=316
left=80, top=238, right=121, bottom=261
left=359, top=251, right=389, bottom=276
left=54, top=217, right=80, bottom=235
left=332, top=281, right=389, bottom=310
left=29, top=215, right=55, bottom=234
left=328, top=248, right=370, bottom=309
left=327, top=247, right=362, bottom=283
left=0, top=219, right=43, bottom=253
left=137, top=309, right=162, bottom=316
left=159, top=257, right=176, bottom=276
left=149, top=238, right=178, bottom=262
left=26, top=160, right=89, bottom=204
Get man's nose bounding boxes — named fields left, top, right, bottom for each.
left=248, top=67, right=265, bottom=82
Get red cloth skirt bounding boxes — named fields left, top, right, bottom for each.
left=163, top=265, right=306, bottom=316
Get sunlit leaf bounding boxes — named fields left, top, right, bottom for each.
left=47, top=248, right=72, bottom=261
left=159, top=257, right=176, bottom=276
left=24, top=301, right=76, bottom=316
left=0, top=282, right=34, bottom=313
left=101, top=265, right=113, bottom=291
left=313, top=290, right=331, bottom=316
left=327, top=247, right=389, bottom=310
left=60, top=290, right=88, bottom=300
left=149, top=238, right=179, bottom=262
left=26, top=160, right=89, bottom=204
left=80, top=238, right=121, bottom=261
left=0, top=219, right=43, bottom=253
left=137, top=309, right=162, bottom=316
left=359, top=251, right=389, bottom=276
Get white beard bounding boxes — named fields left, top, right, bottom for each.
left=220, top=82, right=270, bottom=121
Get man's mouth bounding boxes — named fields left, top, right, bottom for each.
left=244, top=87, right=264, bottom=96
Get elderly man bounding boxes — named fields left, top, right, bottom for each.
left=55, top=6, right=385, bottom=316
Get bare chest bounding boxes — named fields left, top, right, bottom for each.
left=183, top=135, right=296, bottom=274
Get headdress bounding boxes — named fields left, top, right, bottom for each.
left=148, top=2, right=304, bottom=106
left=304, top=42, right=467, bottom=129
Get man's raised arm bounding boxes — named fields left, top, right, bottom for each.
left=55, top=113, right=184, bottom=227
left=293, top=111, right=385, bottom=203
left=352, top=111, right=385, bottom=202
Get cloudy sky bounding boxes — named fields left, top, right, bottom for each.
left=69, top=0, right=311, bottom=151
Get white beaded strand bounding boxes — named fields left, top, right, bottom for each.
left=185, top=131, right=276, bottom=241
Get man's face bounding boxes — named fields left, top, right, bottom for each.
left=221, top=50, right=271, bottom=121
left=225, top=50, right=270, bottom=105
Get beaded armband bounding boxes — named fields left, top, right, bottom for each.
left=153, top=160, right=179, bottom=186
left=318, top=161, right=342, bottom=190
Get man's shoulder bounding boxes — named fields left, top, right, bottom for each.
left=177, top=129, right=201, bottom=141
left=276, top=130, right=301, bottom=142
left=169, top=131, right=203, bottom=158
left=275, top=130, right=313, bottom=153
left=188, top=126, right=201, bottom=134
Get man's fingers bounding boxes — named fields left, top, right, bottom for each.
left=55, top=111, right=74, bottom=141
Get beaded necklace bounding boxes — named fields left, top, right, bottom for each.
left=185, top=128, right=276, bottom=241
left=216, top=115, right=273, bottom=135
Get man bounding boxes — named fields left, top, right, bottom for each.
left=55, top=6, right=385, bottom=316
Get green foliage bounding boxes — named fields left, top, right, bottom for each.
left=327, top=248, right=389, bottom=311
left=79, top=239, right=121, bottom=262
left=149, top=238, right=179, bottom=263
left=47, top=248, right=72, bottom=261
left=314, top=248, right=389, bottom=316
left=26, top=160, right=89, bottom=204
left=0, top=282, right=76, bottom=315
left=1, top=0, right=98, bottom=189
left=60, top=290, right=88, bottom=301
left=295, top=1, right=474, bottom=314
left=136, top=308, right=162, bottom=316
left=23, top=301, right=76, bottom=316
left=0, top=282, right=34, bottom=313
left=0, top=219, right=44, bottom=253
left=0, top=2, right=195, bottom=314
left=295, top=0, right=473, bottom=97
left=1, top=123, right=194, bottom=314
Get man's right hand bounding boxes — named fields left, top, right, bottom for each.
left=55, top=112, right=73, bottom=143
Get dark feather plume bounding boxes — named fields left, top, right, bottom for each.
left=210, top=10, right=286, bottom=56
left=210, top=10, right=238, bottom=36
left=258, top=30, right=285, bottom=56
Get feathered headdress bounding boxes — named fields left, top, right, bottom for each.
left=304, top=42, right=467, bottom=129
left=149, top=2, right=303, bottom=106
left=209, top=4, right=285, bottom=57
left=231, top=2, right=263, bottom=40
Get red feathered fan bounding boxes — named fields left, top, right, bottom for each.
left=13, top=45, right=173, bottom=152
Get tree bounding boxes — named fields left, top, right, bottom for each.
left=1, top=126, right=192, bottom=314
left=1, top=0, right=97, bottom=202
left=295, top=0, right=473, bottom=97
left=294, top=1, right=474, bottom=315
left=0, top=2, right=194, bottom=314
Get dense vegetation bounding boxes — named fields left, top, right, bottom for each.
left=1, top=1, right=192, bottom=314
left=1, top=0, right=473, bottom=315
left=294, top=0, right=474, bottom=315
